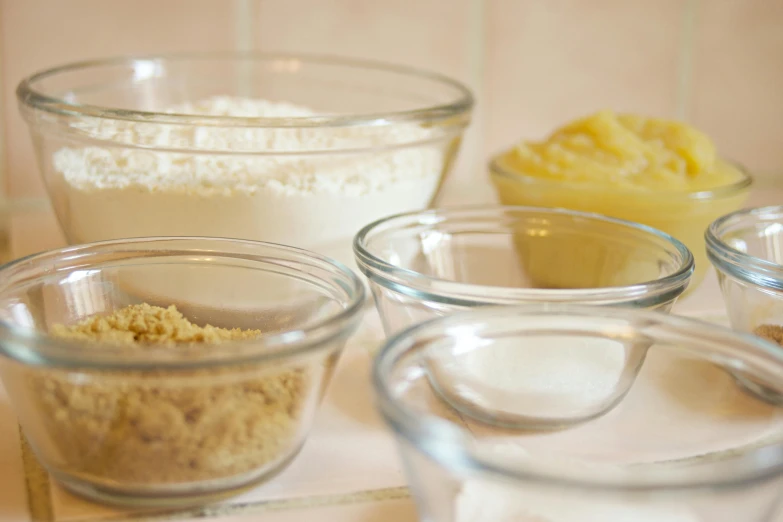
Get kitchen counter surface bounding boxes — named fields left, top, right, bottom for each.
left=0, top=183, right=780, bottom=522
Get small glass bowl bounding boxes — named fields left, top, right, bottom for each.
left=373, top=305, right=783, bottom=522
left=354, top=205, right=693, bottom=427
left=0, top=237, right=365, bottom=507
left=489, top=154, right=752, bottom=294
left=354, top=205, right=694, bottom=337
left=707, top=205, right=783, bottom=402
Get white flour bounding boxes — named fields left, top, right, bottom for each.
left=53, top=96, right=445, bottom=268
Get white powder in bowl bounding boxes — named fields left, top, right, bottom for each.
left=52, top=96, right=446, bottom=268
left=456, top=482, right=699, bottom=522
left=455, top=445, right=699, bottom=522
left=427, top=334, right=630, bottom=423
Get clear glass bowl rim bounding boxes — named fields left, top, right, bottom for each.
left=0, top=236, right=366, bottom=370
left=16, top=51, right=474, bottom=129
left=489, top=153, right=753, bottom=201
left=372, top=303, right=783, bottom=491
left=353, top=204, right=695, bottom=307
left=706, top=205, right=783, bottom=291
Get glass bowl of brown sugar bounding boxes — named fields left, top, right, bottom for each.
left=0, top=237, right=365, bottom=508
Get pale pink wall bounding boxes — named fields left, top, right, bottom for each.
left=690, top=0, right=783, bottom=174
left=1, top=0, right=781, bottom=204
left=484, top=0, right=684, bottom=156
left=0, top=0, right=236, bottom=199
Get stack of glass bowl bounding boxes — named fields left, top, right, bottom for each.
left=6, top=52, right=475, bottom=506
left=354, top=205, right=783, bottom=521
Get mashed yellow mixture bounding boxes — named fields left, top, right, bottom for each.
left=492, top=110, right=750, bottom=292
left=498, top=110, right=745, bottom=191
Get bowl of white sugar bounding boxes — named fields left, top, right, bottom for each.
left=16, top=52, right=473, bottom=271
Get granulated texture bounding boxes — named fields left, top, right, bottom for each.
left=31, top=304, right=307, bottom=485
left=754, top=324, right=783, bottom=347
left=53, top=96, right=445, bottom=269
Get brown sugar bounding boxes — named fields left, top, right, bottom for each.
left=30, top=304, right=308, bottom=485
left=754, top=324, right=783, bottom=347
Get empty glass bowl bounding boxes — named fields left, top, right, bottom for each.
left=354, top=205, right=694, bottom=337
left=373, top=305, right=783, bottom=522
left=355, top=206, right=694, bottom=427
left=0, top=237, right=365, bottom=507
left=707, top=205, right=783, bottom=402
left=707, top=205, right=783, bottom=333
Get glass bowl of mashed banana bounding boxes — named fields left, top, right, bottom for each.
left=489, top=110, right=752, bottom=293
left=0, top=237, right=365, bottom=507
left=16, top=52, right=473, bottom=270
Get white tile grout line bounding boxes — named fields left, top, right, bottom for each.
left=20, top=428, right=54, bottom=522
left=233, top=0, right=258, bottom=98
left=467, top=0, right=485, bottom=161
left=233, top=0, right=257, bottom=52
left=445, top=0, right=486, bottom=198
left=71, top=488, right=411, bottom=522
left=675, top=0, right=698, bottom=121
left=467, top=0, right=485, bottom=112
left=0, top=12, right=6, bottom=206
left=20, top=428, right=411, bottom=522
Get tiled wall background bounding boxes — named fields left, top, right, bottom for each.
left=1, top=0, right=781, bottom=208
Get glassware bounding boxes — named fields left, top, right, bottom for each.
left=373, top=305, right=783, bottom=522
left=354, top=205, right=694, bottom=337
left=0, top=237, right=365, bottom=507
left=16, top=52, right=473, bottom=268
left=490, top=155, right=751, bottom=294
left=707, top=204, right=783, bottom=403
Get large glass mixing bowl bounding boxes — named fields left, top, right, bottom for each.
left=17, top=52, right=474, bottom=268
